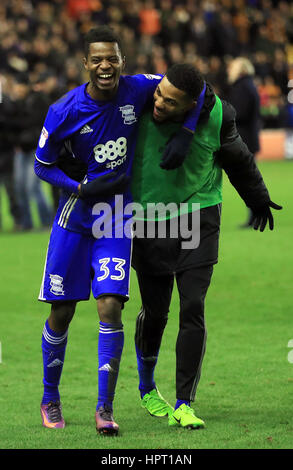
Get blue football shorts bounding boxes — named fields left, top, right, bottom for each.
left=38, top=222, right=132, bottom=303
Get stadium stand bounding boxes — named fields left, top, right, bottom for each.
left=0, top=0, right=292, bottom=229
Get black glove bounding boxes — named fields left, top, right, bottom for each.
left=79, top=172, right=130, bottom=198
left=57, top=152, right=87, bottom=182
left=160, top=128, right=194, bottom=170
left=248, top=200, right=282, bottom=232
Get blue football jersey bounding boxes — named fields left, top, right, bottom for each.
left=35, top=74, right=162, bottom=234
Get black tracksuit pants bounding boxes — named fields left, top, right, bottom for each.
left=135, top=265, right=214, bottom=401
left=133, top=204, right=221, bottom=401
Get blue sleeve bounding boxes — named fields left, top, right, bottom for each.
left=183, top=82, right=207, bottom=132
left=130, top=74, right=163, bottom=105
left=35, top=106, right=66, bottom=165
left=34, top=158, right=79, bottom=194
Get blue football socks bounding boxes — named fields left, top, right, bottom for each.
left=41, top=319, right=68, bottom=405
left=97, top=321, right=124, bottom=411
left=175, top=399, right=190, bottom=410
left=135, top=344, right=158, bottom=398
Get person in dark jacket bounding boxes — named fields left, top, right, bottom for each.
left=129, top=65, right=282, bottom=428
left=32, top=71, right=67, bottom=212
left=13, top=74, right=53, bottom=230
left=227, top=57, right=261, bottom=227
left=0, top=84, right=22, bottom=231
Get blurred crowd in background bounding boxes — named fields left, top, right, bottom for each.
left=0, top=0, right=293, bottom=231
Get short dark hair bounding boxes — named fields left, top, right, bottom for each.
left=84, top=26, right=123, bottom=57
left=166, top=64, right=204, bottom=100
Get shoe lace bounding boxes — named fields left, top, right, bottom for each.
left=47, top=401, right=62, bottom=423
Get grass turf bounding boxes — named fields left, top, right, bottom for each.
left=0, top=160, right=292, bottom=449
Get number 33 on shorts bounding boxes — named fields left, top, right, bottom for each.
left=91, top=235, right=131, bottom=301
left=92, top=255, right=130, bottom=301
left=97, top=258, right=126, bottom=281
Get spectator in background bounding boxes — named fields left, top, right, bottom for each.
left=152, top=44, right=168, bottom=74
left=253, top=51, right=273, bottom=80
left=123, top=1, right=141, bottom=38
left=189, top=14, right=211, bottom=57
left=258, top=75, right=284, bottom=128
left=66, top=0, right=93, bottom=19
left=139, top=0, right=161, bottom=37
left=227, top=57, right=261, bottom=228
left=32, top=71, right=68, bottom=212
left=13, top=74, right=53, bottom=230
left=0, top=74, right=22, bottom=231
left=64, top=57, right=84, bottom=91
left=272, top=48, right=289, bottom=96
left=206, top=55, right=227, bottom=97
left=209, top=9, right=238, bottom=57
left=253, top=24, right=276, bottom=57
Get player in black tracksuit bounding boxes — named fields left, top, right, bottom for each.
left=130, top=66, right=282, bottom=427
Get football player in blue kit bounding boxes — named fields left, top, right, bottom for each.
left=34, top=26, right=203, bottom=435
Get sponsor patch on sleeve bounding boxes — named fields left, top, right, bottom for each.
left=38, top=126, right=49, bottom=148
left=143, top=74, right=162, bottom=80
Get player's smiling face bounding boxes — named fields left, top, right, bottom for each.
left=153, top=76, right=196, bottom=123
left=84, top=42, right=125, bottom=100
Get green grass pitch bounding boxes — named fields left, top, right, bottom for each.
left=0, top=160, right=292, bottom=450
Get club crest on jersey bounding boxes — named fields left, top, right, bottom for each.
left=38, top=127, right=48, bottom=148
left=49, top=274, right=65, bottom=296
left=119, top=105, right=137, bottom=125
left=143, top=74, right=162, bottom=80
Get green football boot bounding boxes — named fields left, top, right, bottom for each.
left=168, top=404, right=205, bottom=429
left=141, top=389, right=174, bottom=417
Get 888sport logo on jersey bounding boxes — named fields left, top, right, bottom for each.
left=93, top=137, right=127, bottom=169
